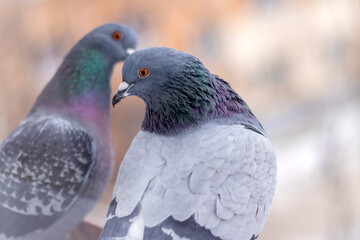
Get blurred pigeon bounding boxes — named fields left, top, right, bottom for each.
left=101, top=47, right=277, bottom=240
left=0, top=23, right=137, bottom=240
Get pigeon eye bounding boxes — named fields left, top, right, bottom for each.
left=138, top=68, right=149, bottom=78
left=112, top=31, right=122, bottom=41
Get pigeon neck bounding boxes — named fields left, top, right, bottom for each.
left=142, top=74, right=258, bottom=135
left=31, top=48, right=113, bottom=125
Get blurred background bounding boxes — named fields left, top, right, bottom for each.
left=1, top=0, right=359, bottom=239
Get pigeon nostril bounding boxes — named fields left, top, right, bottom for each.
left=126, top=48, right=135, bottom=56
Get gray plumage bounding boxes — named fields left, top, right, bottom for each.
left=0, top=23, right=137, bottom=240
left=101, top=47, right=276, bottom=240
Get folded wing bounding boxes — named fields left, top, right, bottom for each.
left=0, top=115, right=96, bottom=238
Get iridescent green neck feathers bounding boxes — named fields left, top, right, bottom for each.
left=32, top=48, right=113, bottom=117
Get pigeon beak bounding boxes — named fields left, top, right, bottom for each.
left=112, top=82, right=134, bottom=107
left=126, top=48, right=135, bottom=56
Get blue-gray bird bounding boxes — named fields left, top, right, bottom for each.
left=0, top=23, right=137, bottom=240
left=100, top=47, right=277, bottom=240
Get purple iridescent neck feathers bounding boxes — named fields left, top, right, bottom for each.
left=142, top=73, right=261, bottom=135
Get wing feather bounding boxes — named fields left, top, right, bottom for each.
left=0, top=115, right=96, bottom=238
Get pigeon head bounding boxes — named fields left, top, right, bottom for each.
left=32, top=23, right=137, bottom=115
left=112, top=47, right=259, bottom=135
left=112, top=47, right=211, bottom=106
left=74, top=23, right=137, bottom=63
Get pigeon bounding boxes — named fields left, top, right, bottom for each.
left=0, top=23, right=137, bottom=240
left=100, top=47, right=277, bottom=240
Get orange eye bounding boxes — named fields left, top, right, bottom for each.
left=112, top=31, right=122, bottom=41
left=138, top=68, right=149, bottom=77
